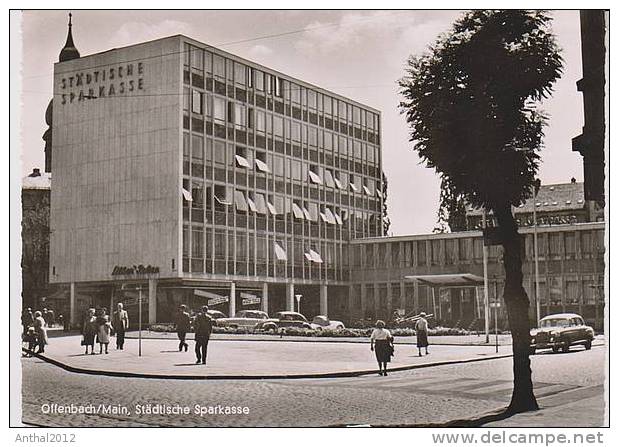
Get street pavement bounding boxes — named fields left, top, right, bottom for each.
left=20, top=337, right=605, bottom=427
left=32, top=334, right=514, bottom=377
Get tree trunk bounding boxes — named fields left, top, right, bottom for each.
left=494, top=204, right=539, bottom=414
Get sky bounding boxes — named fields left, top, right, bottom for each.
left=17, top=10, right=585, bottom=236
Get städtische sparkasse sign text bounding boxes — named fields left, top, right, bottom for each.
left=59, top=62, right=145, bottom=104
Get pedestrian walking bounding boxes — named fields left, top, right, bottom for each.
left=415, top=312, right=430, bottom=357
left=97, top=314, right=113, bottom=354
left=193, top=305, right=213, bottom=365
left=23, top=327, right=38, bottom=356
left=175, top=304, right=191, bottom=352
left=82, top=308, right=97, bottom=355
left=112, top=303, right=129, bottom=350
left=33, top=311, right=48, bottom=354
left=370, top=320, right=394, bottom=376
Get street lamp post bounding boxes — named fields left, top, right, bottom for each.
left=295, top=294, right=302, bottom=314
left=482, top=210, right=490, bottom=343
left=533, top=179, right=541, bottom=325
left=138, top=285, right=143, bottom=357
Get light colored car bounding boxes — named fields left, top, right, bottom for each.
left=207, top=310, right=227, bottom=320
left=216, top=310, right=269, bottom=330
left=530, top=313, right=594, bottom=354
left=310, top=315, right=345, bottom=331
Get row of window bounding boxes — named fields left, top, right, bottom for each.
left=183, top=43, right=379, bottom=129
left=184, top=94, right=380, bottom=163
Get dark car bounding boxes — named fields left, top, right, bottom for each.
left=254, top=311, right=312, bottom=332
left=530, top=313, right=594, bottom=354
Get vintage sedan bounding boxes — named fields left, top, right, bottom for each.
left=254, top=311, right=312, bottom=332
left=310, top=315, right=345, bottom=331
left=206, top=310, right=227, bottom=320
left=216, top=310, right=269, bottom=330
left=530, top=313, right=594, bottom=354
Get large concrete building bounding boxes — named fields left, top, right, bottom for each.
left=48, top=25, right=384, bottom=327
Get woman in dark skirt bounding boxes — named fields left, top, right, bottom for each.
left=370, top=320, right=394, bottom=376
left=81, top=308, right=97, bottom=355
left=415, top=312, right=429, bottom=356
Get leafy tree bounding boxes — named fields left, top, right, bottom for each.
left=21, top=191, right=51, bottom=308
left=381, top=172, right=391, bottom=235
left=399, top=10, right=562, bottom=413
left=434, top=177, right=468, bottom=233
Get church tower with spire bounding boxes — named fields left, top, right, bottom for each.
left=43, top=13, right=81, bottom=173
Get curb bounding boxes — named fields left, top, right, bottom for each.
left=22, top=347, right=513, bottom=381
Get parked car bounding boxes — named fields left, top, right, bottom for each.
left=310, top=315, right=345, bottom=331
left=207, top=310, right=227, bottom=320
left=216, top=310, right=269, bottom=330
left=254, top=311, right=312, bottom=332
left=530, top=313, right=594, bottom=354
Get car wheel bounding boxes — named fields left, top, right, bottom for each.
left=562, top=344, right=570, bottom=353
left=552, top=346, right=560, bottom=353
left=336, top=325, right=344, bottom=330
left=315, top=327, right=322, bottom=331
left=584, top=340, right=592, bottom=350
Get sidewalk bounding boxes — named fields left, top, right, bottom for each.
left=29, top=334, right=512, bottom=379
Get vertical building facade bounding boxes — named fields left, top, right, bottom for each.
left=49, top=34, right=384, bottom=326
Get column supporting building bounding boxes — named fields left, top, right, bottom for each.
left=320, top=284, right=328, bottom=316
left=148, top=279, right=157, bottom=324
left=261, top=282, right=269, bottom=314
left=69, top=282, right=76, bottom=329
left=286, top=282, right=295, bottom=311
left=229, top=282, right=236, bottom=317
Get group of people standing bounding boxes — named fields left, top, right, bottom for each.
left=21, top=307, right=49, bottom=355
left=175, top=305, right=213, bottom=365
left=370, top=312, right=430, bottom=376
left=81, top=303, right=129, bottom=355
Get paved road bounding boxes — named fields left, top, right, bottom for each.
left=20, top=343, right=605, bottom=427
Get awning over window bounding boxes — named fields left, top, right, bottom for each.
left=292, top=202, right=305, bottom=219
left=334, top=212, right=343, bottom=225
left=274, top=242, right=287, bottom=261
left=255, top=159, right=270, bottom=173
left=334, top=177, right=345, bottom=190
left=234, top=190, right=248, bottom=211
left=308, top=170, right=323, bottom=185
left=324, top=207, right=337, bottom=225
left=303, top=206, right=312, bottom=221
left=349, top=182, right=359, bottom=192
left=235, top=154, right=251, bottom=168
left=304, top=252, right=313, bottom=262
left=376, top=188, right=383, bottom=199
left=363, top=185, right=372, bottom=196
left=182, top=188, right=193, bottom=202
left=309, top=249, right=323, bottom=264
left=254, top=194, right=267, bottom=214
left=267, top=201, right=278, bottom=216
left=247, top=196, right=257, bottom=213
left=214, top=191, right=232, bottom=206
left=324, top=170, right=335, bottom=188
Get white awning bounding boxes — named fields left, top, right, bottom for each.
left=324, top=169, right=335, bottom=188
left=376, top=188, right=383, bottom=199
left=267, top=201, right=278, bottom=216
left=255, top=159, right=270, bottom=173
left=304, top=252, right=313, bottom=262
left=309, top=249, right=323, bottom=264
left=303, top=207, right=312, bottom=221
left=324, top=207, right=337, bottom=225
left=214, top=192, right=232, bottom=206
left=234, top=190, right=248, bottom=211
left=349, top=182, right=359, bottom=192
left=274, top=242, right=287, bottom=261
left=334, top=177, right=344, bottom=190
left=254, top=194, right=267, bottom=214
left=320, top=212, right=329, bottom=223
left=247, top=196, right=257, bottom=213
left=363, top=185, right=372, bottom=196
left=235, top=154, right=251, bottom=168
left=334, top=212, right=343, bottom=225
left=308, top=170, right=323, bottom=185
left=292, top=203, right=305, bottom=219
left=182, top=188, right=193, bottom=202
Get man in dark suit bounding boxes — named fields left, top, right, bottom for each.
left=193, top=305, right=213, bottom=364
left=175, top=304, right=191, bottom=352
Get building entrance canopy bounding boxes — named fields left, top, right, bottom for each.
left=404, top=273, right=484, bottom=288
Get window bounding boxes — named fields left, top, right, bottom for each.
left=292, top=202, right=305, bottom=220
left=272, top=155, right=284, bottom=177
left=183, top=132, right=190, bottom=158
left=308, top=166, right=322, bottom=185
left=291, top=82, right=300, bottom=103
left=253, top=193, right=267, bottom=215
left=234, top=62, right=246, bottom=85
left=256, top=110, right=266, bottom=133
left=255, top=151, right=270, bottom=173
left=274, top=241, right=287, bottom=261
left=235, top=147, right=251, bottom=168
left=234, top=103, right=246, bottom=128
left=213, top=54, right=225, bottom=79
left=214, top=185, right=232, bottom=206
left=273, top=116, right=284, bottom=138
left=254, top=70, right=264, bottom=91
left=291, top=122, right=301, bottom=142
left=191, top=135, right=203, bottom=162
left=266, top=195, right=278, bottom=215
left=191, top=47, right=203, bottom=70
left=291, top=160, right=301, bottom=181
left=192, top=228, right=204, bottom=258
left=309, top=127, right=318, bottom=146
left=183, top=87, right=190, bottom=111
left=213, top=140, right=226, bottom=165
left=307, top=202, right=318, bottom=222
left=324, top=169, right=335, bottom=188
left=234, top=190, right=248, bottom=212
left=213, top=97, right=226, bottom=122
